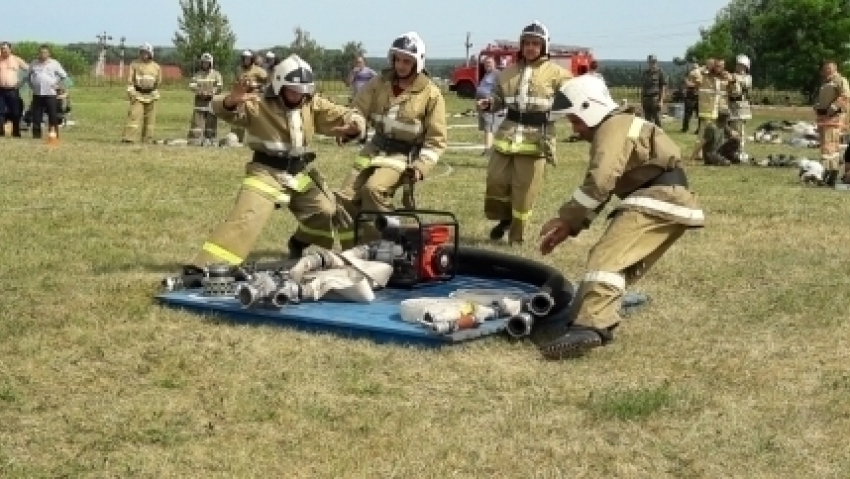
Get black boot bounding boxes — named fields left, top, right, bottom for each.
left=825, top=170, right=839, bottom=187
left=287, top=236, right=309, bottom=259
left=538, top=325, right=615, bottom=360
left=489, top=219, right=511, bottom=240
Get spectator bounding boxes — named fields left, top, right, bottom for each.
left=27, top=44, right=67, bottom=140
left=346, top=56, right=376, bottom=103
left=476, top=56, right=504, bottom=155
left=0, top=41, right=28, bottom=137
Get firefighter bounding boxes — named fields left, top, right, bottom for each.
left=814, top=60, right=849, bottom=186
left=185, top=54, right=366, bottom=272
left=537, top=74, right=704, bottom=359
left=187, top=53, right=223, bottom=145
left=230, top=50, right=269, bottom=143
left=699, top=110, right=740, bottom=166
left=335, top=31, right=448, bottom=249
left=477, top=21, right=572, bottom=244
left=680, top=58, right=701, bottom=133
left=639, top=54, right=667, bottom=126
left=728, top=54, right=752, bottom=161
left=121, top=43, right=162, bottom=143
left=697, top=58, right=730, bottom=129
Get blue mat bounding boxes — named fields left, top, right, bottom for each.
left=156, top=275, right=649, bottom=348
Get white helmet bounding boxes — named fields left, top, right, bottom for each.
left=271, top=54, right=315, bottom=95
left=140, top=43, right=154, bottom=57
left=798, top=158, right=811, bottom=170
left=519, top=21, right=550, bottom=57
left=200, top=52, right=213, bottom=66
left=265, top=51, right=276, bottom=59
left=551, top=74, right=619, bottom=128
left=388, top=32, right=426, bottom=73
left=736, top=54, right=750, bottom=70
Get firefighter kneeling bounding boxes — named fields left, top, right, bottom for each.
left=184, top=54, right=366, bottom=275
left=537, top=74, right=705, bottom=359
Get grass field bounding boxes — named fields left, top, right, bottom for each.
left=1, top=86, right=849, bottom=478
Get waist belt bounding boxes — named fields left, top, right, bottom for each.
left=729, top=95, right=746, bottom=102
left=505, top=109, right=549, bottom=127
left=135, top=86, right=155, bottom=94
left=252, top=151, right=316, bottom=175
left=371, top=134, right=419, bottom=156
left=623, top=167, right=689, bottom=198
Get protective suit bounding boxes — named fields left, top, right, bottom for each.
left=798, top=158, right=825, bottom=185
left=814, top=64, right=849, bottom=185
left=335, top=32, right=447, bottom=249
left=187, top=53, right=223, bottom=145
left=186, top=54, right=366, bottom=273
left=481, top=21, right=572, bottom=244
left=121, top=43, right=162, bottom=143
left=538, top=74, right=704, bottom=359
left=230, top=50, right=270, bottom=143
left=728, top=54, right=753, bottom=160
left=697, top=62, right=729, bottom=122
left=700, top=111, right=740, bottom=166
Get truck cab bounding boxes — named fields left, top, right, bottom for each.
left=449, top=40, right=594, bottom=99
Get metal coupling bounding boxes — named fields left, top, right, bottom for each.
left=506, top=311, right=534, bottom=338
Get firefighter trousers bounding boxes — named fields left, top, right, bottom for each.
left=231, top=125, right=247, bottom=143
left=819, top=125, right=841, bottom=171
left=122, top=100, right=157, bottom=142
left=188, top=110, right=218, bottom=142
left=484, top=151, right=546, bottom=243
left=336, top=165, right=405, bottom=249
left=190, top=163, right=341, bottom=268
left=568, top=210, right=687, bottom=331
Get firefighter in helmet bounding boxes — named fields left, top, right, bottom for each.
left=230, top=50, right=269, bottom=143
left=121, top=43, right=162, bottom=143
left=537, top=74, right=704, bottom=359
left=187, top=53, right=223, bottom=145
left=335, top=32, right=448, bottom=249
left=183, top=53, right=366, bottom=274
left=477, top=21, right=572, bottom=244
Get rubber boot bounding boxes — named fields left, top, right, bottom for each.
left=825, top=170, right=839, bottom=187
left=489, top=219, right=511, bottom=240
left=538, top=325, right=615, bottom=360
left=287, top=236, right=309, bottom=260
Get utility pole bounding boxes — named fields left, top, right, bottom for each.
left=118, top=36, right=127, bottom=78
left=464, top=32, right=472, bottom=66
left=95, top=31, right=113, bottom=78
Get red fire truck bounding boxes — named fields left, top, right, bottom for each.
left=448, top=40, right=595, bottom=99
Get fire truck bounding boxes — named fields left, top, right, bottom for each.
left=448, top=40, right=595, bottom=99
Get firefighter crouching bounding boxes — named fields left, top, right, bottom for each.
left=230, top=50, right=270, bottom=144
left=727, top=54, right=752, bottom=161
left=335, top=31, right=447, bottom=249
left=121, top=43, right=162, bottom=143
left=184, top=54, right=366, bottom=274
left=478, top=21, right=572, bottom=244
left=814, top=60, right=849, bottom=186
left=537, top=74, right=704, bottom=359
left=187, top=53, right=223, bottom=145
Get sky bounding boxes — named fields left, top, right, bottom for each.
left=3, top=0, right=731, bottom=60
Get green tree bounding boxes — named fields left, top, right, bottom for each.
left=685, top=0, right=850, bottom=95
left=172, top=0, right=237, bottom=77
left=11, top=42, right=89, bottom=77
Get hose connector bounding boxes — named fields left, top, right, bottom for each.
left=527, top=291, right=555, bottom=317
left=506, top=311, right=534, bottom=338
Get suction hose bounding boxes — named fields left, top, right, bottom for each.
left=455, top=246, right=574, bottom=335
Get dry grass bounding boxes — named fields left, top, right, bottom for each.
left=1, top=86, right=849, bottom=478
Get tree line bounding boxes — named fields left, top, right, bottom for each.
left=680, top=0, right=850, bottom=98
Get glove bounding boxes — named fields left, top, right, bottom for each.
left=332, top=206, right=353, bottom=230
